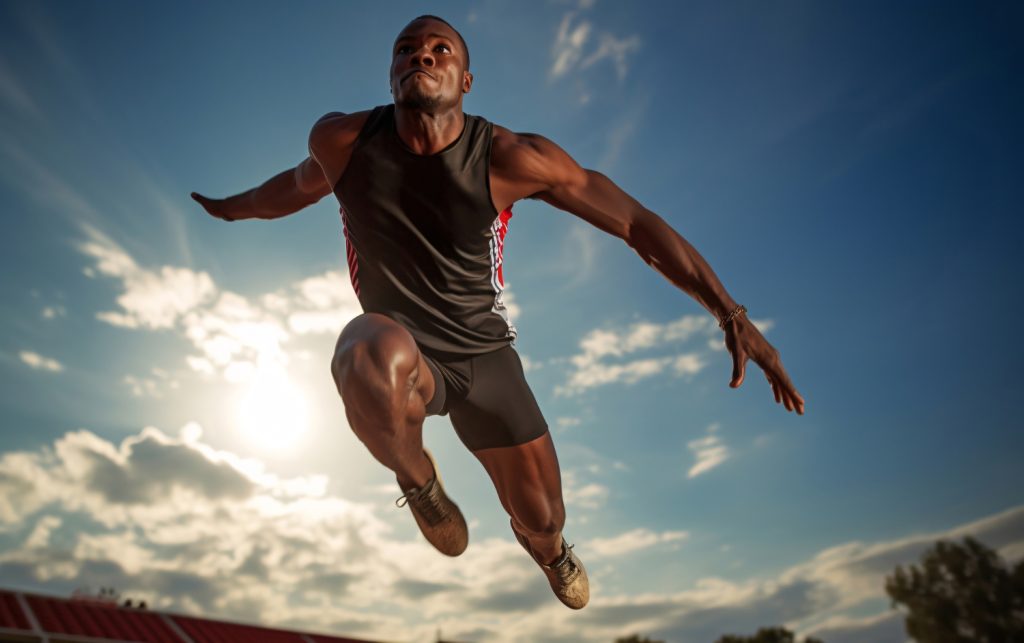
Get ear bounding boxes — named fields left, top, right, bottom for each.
left=462, top=70, right=473, bottom=94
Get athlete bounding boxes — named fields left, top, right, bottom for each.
left=191, top=15, right=805, bottom=610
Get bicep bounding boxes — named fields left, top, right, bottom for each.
left=531, top=141, right=644, bottom=239
left=500, top=130, right=648, bottom=238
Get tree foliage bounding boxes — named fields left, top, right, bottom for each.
left=614, top=636, right=664, bottom=643
left=714, top=626, right=822, bottom=643
left=885, top=536, right=1024, bottom=643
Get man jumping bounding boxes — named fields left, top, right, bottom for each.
left=192, top=15, right=804, bottom=610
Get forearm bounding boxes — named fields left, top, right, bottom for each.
left=222, top=168, right=322, bottom=220
left=626, top=210, right=739, bottom=321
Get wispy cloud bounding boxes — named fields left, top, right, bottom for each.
left=123, top=368, right=179, bottom=398
left=18, top=350, right=64, bottom=373
left=549, top=4, right=641, bottom=85
left=550, top=13, right=593, bottom=81
left=0, top=57, right=39, bottom=118
left=687, top=423, right=730, bottom=478
left=579, top=31, right=642, bottom=82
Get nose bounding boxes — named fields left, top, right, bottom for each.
left=411, top=46, right=435, bottom=68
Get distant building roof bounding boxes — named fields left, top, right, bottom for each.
left=0, top=588, right=379, bottom=643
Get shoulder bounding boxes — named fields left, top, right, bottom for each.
left=490, top=124, right=586, bottom=190
left=490, top=124, right=554, bottom=164
left=308, top=109, right=375, bottom=157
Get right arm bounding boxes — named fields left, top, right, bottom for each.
left=191, top=112, right=351, bottom=221
left=191, top=156, right=331, bottom=221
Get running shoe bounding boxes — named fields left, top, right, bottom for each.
left=396, top=449, right=468, bottom=556
left=511, top=519, right=589, bottom=609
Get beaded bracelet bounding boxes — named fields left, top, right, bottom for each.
left=719, top=304, right=747, bottom=329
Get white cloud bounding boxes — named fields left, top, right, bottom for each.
left=500, top=284, right=522, bottom=321
left=40, top=305, right=66, bottom=320
left=1, top=426, right=1021, bottom=642
left=587, top=528, right=688, bottom=557
left=78, top=228, right=362, bottom=384
left=562, top=469, right=609, bottom=510
left=519, top=354, right=541, bottom=372
left=803, top=610, right=906, bottom=643
left=18, top=350, right=64, bottom=372
left=556, top=314, right=779, bottom=395
left=0, top=425, right=547, bottom=640
left=687, top=423, right=730, bottom=479
left=557, top=315, right=715, bottom=395
left=556, top=416, right=581, bottom=429
left=24, top=515, right=61, bottom=549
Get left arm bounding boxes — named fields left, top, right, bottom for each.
left=498, top=132, right=804, bottom=414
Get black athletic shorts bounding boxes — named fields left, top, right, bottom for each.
left=420, top=345, right=548, bottom=451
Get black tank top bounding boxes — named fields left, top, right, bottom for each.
left=334, top=104, right=516, bottom=360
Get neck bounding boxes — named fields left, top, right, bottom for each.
left=394, top=105, right=465, bottom=155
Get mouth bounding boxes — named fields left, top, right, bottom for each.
left=403, top=69, right=435, bottom=82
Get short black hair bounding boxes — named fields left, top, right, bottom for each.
left=410, top=14, right=470, bottom=70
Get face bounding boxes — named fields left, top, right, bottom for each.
left=389, top=19, right=472, bottom=111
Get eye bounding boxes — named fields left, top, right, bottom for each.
left=435, top=44, right=451, bottom=53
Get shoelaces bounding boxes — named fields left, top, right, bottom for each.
left=396, top=477, right=448, bottom=525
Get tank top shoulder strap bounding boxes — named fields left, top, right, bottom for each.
left=352, top=104, right=393, bottom=151
left=460, top=113, right=493, bottom=170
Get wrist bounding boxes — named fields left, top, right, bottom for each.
left=718, top=304, right=747, bottom=330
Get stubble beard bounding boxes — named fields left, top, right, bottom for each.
left=394, top=74, right=452, bottom=112
left=399, top=94, right=442, bottom=111
left=397, top=87, right=445, bottom=111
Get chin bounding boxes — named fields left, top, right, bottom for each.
left=397, top=88, right=453, bottom=112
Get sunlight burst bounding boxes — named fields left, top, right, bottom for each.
left=235, top=368, right=309, bottom=453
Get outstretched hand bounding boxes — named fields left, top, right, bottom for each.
left=191, top=192, right=234, bottom=222
left=724, top=316, right=805, bottom=414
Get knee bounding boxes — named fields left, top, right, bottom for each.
left=330, top=313, right=419, bottom=399
left=512, top=490, right=565, bottom=538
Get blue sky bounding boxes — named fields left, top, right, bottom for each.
left=1, top=1, right=1021, bottom=641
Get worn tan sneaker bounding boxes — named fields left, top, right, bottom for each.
left=396, top=449, right=468, bottom=557
left=511, top=520, right=589, bottom=609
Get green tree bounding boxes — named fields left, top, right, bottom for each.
left=614, top=636, right=664, bottom=643
left=885, top=535, right=1024, bottom=643
left=714, top=626, right=822, bottom=643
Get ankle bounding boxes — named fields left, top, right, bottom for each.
left=396, top=451, right=434, bottom=490
left=534, top=539, right=565, bottom=566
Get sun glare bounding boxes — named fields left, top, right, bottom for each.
left=235, top=368, right=309, bottom=453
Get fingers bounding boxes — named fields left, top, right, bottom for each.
left=730, top=349, right=746, bottom=388
left=190, top=192, right=232, bottom=221
left=789, top=387, right=806, bottom=415
left=730, top=329, right=805, bottom=414
left=767, top=373, right=781, bottom=404
left=768, top=372, right=805, bottom=415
